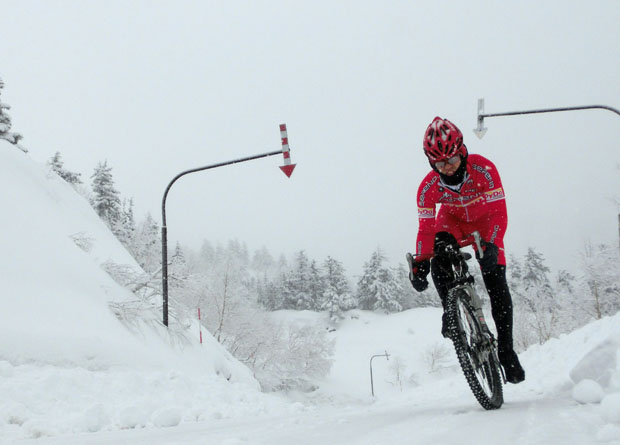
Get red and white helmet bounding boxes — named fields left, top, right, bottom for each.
left=423, top=117, right=467, bottom=162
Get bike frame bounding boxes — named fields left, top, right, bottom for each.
left=444, top=240, right=506, bottom=385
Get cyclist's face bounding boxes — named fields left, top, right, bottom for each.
left=435, top=155, right=461, bottom=176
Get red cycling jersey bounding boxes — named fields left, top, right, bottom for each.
left=415, top=153, right=508, bottom=265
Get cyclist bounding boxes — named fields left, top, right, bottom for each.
left=408, top=116, right=525, bottom=384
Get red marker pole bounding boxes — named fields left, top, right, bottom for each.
left=279, top=124, right=296, bottom=178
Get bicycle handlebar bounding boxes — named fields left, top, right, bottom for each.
left=409, top=231, right=486, bottom=261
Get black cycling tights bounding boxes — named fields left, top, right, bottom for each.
left=430, top=231, right=514, bottom=355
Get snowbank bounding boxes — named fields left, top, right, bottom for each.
left=0, top=145, right=287, bottom=440
left=519, top=311, right=620, bottom=441
left=567, top=316, right=620, bottom=440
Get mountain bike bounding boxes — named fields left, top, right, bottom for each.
left=407, top=231, right=504, bottom=410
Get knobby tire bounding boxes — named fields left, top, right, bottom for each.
left=446, top=288, right=503, bottom=410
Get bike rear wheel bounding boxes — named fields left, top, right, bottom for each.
left=446, top=288, right=503, bottom=410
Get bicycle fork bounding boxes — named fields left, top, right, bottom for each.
left=463, top=285, right=507, bottom=384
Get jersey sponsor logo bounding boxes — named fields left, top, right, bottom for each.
left=472, top=164, right=495, bottom=189
left=419, top=176, right=439, bottom=207
left=485, top=187, right=505, bottom=203
left=418, top=207, right=435, bottom=219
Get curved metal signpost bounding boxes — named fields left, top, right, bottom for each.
left=474, top=98, right=620, bottom=139
left=160, top=124, right=295, bottom=326
left=370, top=351, right=390, bottom=397
left=474, top=98, right=620, bottom=253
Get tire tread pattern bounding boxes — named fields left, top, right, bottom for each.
left=446, top=289, right=503, bottom=410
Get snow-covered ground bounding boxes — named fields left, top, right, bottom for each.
left=1, top=144, right=620, bottom=444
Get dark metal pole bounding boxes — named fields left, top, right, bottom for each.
left=162, top=225, right=168, bottom=326
left=161, top=149, right=282, bottom=326
left=475, top=100, right=620, bottom=138
left=369, top=351, right=390, bottom=397
left=480, top=104, right=620, bottom=119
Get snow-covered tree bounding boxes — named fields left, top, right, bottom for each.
left=252, top=246, right=276, bottom=276
left=203, top=240, right=252, bottom=342
left=197, top=239, right=215, bottom=270
left=218, top=310, right=334, bottom=392
left=557, top=269, right=576, bottom=296
left=283, top=250, right=313, bottom=310
left=512, top=248, right=559, bottom=345
left=257, top=274, right=286, bottom=310
left=111, top=198, right=136, bottom=249
left=0, top=77, right=26, bottom=152
left=319, top=256, right=356, bottom=322
left=130, top=213, right=161, bottom=273
left=170, top=242, right=188, bottom=287
left=581, top=242, right=620, bottom=320
left=553, top=268, right=586, bottom=333
left=47, top=151, right=82, bottom=184
left=357, top=248, right=405, bottom=313
left=91, top=160, right=122, bottom=232
left=307, top=260, right=325, bottom=310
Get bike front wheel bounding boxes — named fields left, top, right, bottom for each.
left=446, top=288, right=503, bottom=410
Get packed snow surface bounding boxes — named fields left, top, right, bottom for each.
left=1, top=145, right=619, bottom=444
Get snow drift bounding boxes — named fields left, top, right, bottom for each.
left=0, top=144, right=288, bottom=439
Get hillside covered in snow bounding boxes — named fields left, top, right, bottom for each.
left=0, top=145, right=291, bottom=440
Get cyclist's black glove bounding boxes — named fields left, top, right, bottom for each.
left=475, top=240, right=499, bottom=270
left=407, top=253, right=430, bottom=292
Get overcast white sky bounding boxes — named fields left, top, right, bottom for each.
left=1, top=0, right=619, bottom=277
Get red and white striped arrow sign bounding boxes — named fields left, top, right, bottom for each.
left=279, top=123, right=296, bottom=178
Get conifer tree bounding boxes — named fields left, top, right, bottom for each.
left=357, top=248, right=404, bottom=313
left=258, top=274, right=286, bottom=311
left=170, top=242, right=189, bottom=292
left=118, top=198, right=136, bottom=245
left=307, top=260, right=325, bottom=310
left=357, top=249, right=384, bottom=310
left=47, top=151, right=82, bottom=184
left=519, top=247, right=558, bottom=343
left=285, top=250, right=313, bottom=309
left=554, top=269, right=585, bottom=332
left=131, top=213, right=161, bottom=273
left=320, top=256, right=356, bottom=322
left=0, top=77, right=26, bottom=152
left=91, top=160, right=122, bottom=232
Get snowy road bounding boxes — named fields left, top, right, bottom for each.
left=7, top=308, right=620, bottom=444
left=15, top=382, right=609, bottom=445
